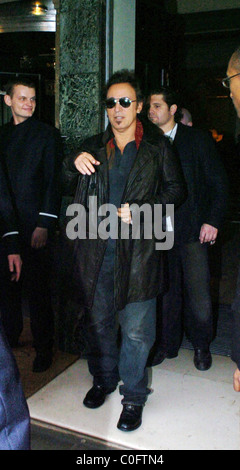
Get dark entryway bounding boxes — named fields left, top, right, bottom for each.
left=0, top=31, right=55, bottom=126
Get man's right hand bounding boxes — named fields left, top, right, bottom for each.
left=74, top=152, right=100, bottom=175
left=31, top=227, right=48, bottom=249
left=8, top=254, right=22, bottom=282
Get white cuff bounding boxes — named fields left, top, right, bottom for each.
left=2, top=231, right=19, bottom=238
left=39, top=212, right=58, bottom=219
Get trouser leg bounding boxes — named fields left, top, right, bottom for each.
left=160, top=245, right=183, bottom=354
left=23, top=245, right=54, bottom=354
left=84, top=254, right=119, bottom=390
left=181, top=242, right=213, bottom=348
left=0, top=319, right=30, bottom=450
left=0, top=242, right=23, bottom=345
left=118, top=298, right=156, bottom=405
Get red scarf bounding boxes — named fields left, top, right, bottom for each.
left=109, top=119, right=143, bottom=150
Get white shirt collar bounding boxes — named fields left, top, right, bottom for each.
left=165, top=123, right=178, bottom=141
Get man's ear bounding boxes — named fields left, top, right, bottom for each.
left=4, top=94, right=12, bottom=107
left=137, top=101, right=143, bottom=114
left=170, top=104, right=177, bottom=116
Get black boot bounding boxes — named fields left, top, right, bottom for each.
left=83, top=385, right=116, bottom=409
left=194, top=348, right=212, bottom=371
left=117, top=404, right=143, bottom=432
left=32, top=351, right=53, bottom=373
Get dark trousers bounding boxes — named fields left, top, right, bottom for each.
left=153, top=241, right=213, bottom=355
left=0, top=241, right=54, bottom=354
left=0, top=318, right=30, bottom=449
left=84, top=249, right=156, bottom=405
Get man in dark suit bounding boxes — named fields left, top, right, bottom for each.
left=147, top=86, right=228, bottom=370
left=0, top=78, right=62, bottom=372
left=223, top=46, right=240, bottom=391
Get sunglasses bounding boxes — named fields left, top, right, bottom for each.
left=105, top=97, right=137, bottom=109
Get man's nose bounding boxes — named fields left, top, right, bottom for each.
left=115, top=101, right=122, bottom=111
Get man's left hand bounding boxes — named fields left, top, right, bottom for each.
left=199, top=223, right=218, bottom=244
left=31, top=227, right=48, bottom=249
left=117, top=203, right=132, bottom=224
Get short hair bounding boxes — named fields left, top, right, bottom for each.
left=230, top=46, right=240, bottom=71
left=148, top=86, right=183, bottom=122
left=4, top=77, right=36, bottom=97
left=104, top=69, right=143, bottom=103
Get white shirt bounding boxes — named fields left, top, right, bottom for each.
left=164, top=123, right=178, bottom=232
left=165, top=123, right=178, bottom=142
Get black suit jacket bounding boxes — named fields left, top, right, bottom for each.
left=0, top=158, right=19, bottom=254
left=0, top=116, right=62, bottom=245
left=172, top=122, right=228, bottom=244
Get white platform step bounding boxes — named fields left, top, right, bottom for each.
left=27, top=349, right=239, bottom=450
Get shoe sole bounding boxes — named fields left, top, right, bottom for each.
left=83, top=388, right=116, bottom=409
left=194, top=358, right=212, bottom=371
left=194, top=362, right=212, bottom=371
left=117, top=420, right=142, bottom=432
left=149, top=352, right=178, bottom=367
left=166, top=352, right=178, bottom=359
left=83, top=399, right=106, bottom=409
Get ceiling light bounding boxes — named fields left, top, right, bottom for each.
left=31, top=1, right=48, bottom=15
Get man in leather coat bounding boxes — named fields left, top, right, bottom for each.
left=62, top=70, right=186, bottom=431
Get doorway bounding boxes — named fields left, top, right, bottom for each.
left=0, top=31, right=55, bottom=126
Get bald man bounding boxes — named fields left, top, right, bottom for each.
left=180, top=108, right=193, bottom=127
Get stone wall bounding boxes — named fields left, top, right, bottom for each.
left=56, top=0, right=106, bottom=153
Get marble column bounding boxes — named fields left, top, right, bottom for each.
left=54, top=0, right=107, bottom=354
left=56, top=0, right=106, bottom=151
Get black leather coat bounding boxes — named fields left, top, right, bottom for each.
left=62, top=117, right=186, bottom=311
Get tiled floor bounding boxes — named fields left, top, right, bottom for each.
left=12, top=317, right=79, bottom=399
left=28, top=349, right=240, bottom=451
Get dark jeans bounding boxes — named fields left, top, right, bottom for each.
left=154, top=241, right=213, bottom=355
left=84, top=250, right=156, bottom=405
left=0, top=319, right=30, bottom=449
left=0, top=241, right=54, bottom=353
